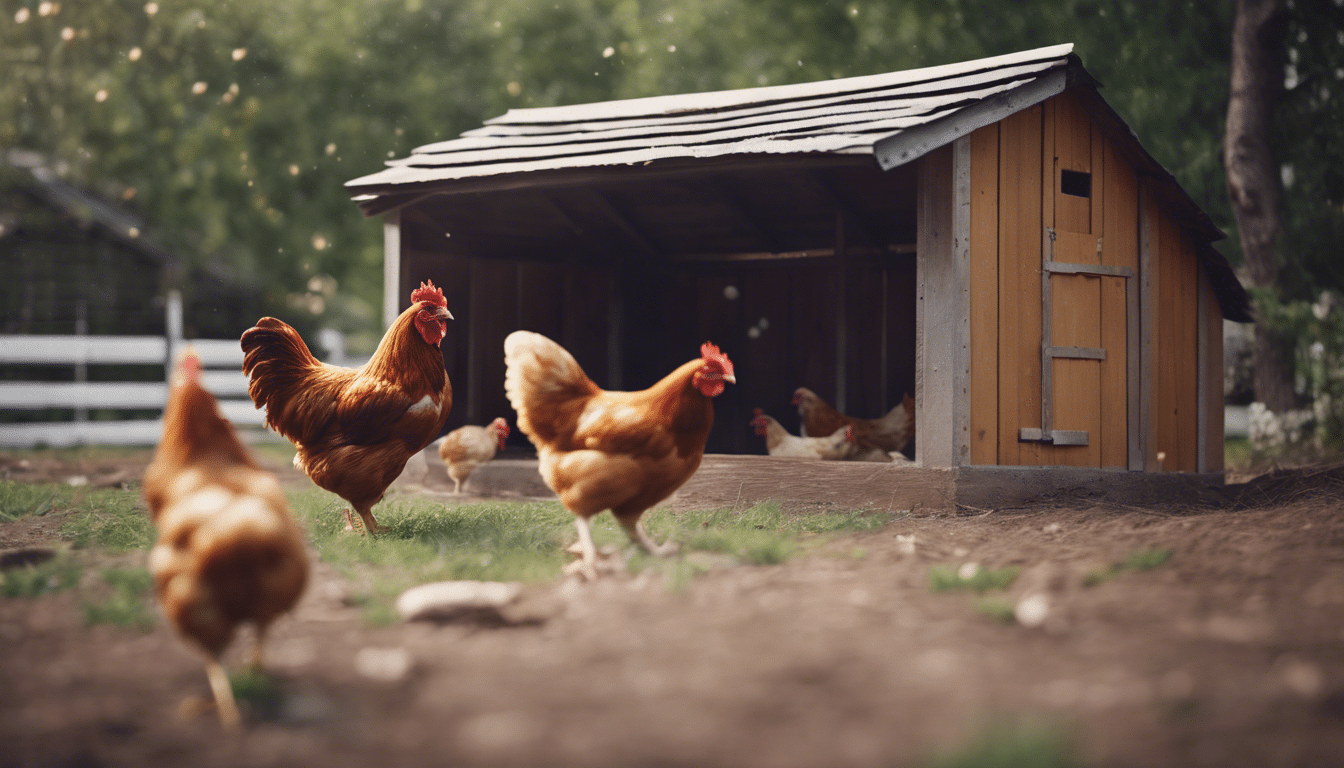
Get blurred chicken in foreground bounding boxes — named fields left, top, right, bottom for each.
left=504, top=332, right=735, bottom=579
left=143, top=349, right=309, bottom=728
left=751, top=408, right=854, bottom=459
left=437, top=417, right=510, bottom=494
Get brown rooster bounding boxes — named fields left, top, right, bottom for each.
left=143, top=349, right=309, bottom=728
left=793, top=387, right=916, bottom=460
left=504, top=331, right=735, bottom=579
left=241, top=281, right=453, bottom=535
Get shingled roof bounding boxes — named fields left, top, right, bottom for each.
left=346, top=44, right=1250, bottom=321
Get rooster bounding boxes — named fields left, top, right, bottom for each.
left=503, top=331, right=735, bottom=579
left=436, top=417, right=510, bottom=495
left=794, top=388, right=915, bottom=460
left=241, top=281, right=454, bottom=535
left=750, top=408, right=854, bottom=459
left=143, top=349, right=309, bottom=729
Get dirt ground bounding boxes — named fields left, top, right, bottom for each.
left=3, top=450, right=1344, bottom=768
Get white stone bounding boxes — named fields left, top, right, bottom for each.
left=395, top=580, right=522, bottom=622
left=1015, top=593, right=1050, bottom=628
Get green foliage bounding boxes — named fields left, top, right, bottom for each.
left=83, top=567, right=156, bottom=629
left=924, top=721, right=1083, bottom=768
left=0, top=481, right=61, bottom=521
left=1252, top=288, right=1344, bottom=450
left=929, top=564, right=1021, bottom=594
left=229, top=669, right=286, bottom=720
left=0, top=556, right=81, bottom=599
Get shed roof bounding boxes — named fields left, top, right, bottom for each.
left=347, top=44, right=1250, bottom=322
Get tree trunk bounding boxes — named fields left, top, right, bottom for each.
left=1225, top=0, right=1295, bottom=412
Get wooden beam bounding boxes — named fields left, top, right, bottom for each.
left=835, top=210, right=847, bottom=414
left=875, top=70, right=1069, bottom=171
left=383, top=210, right=402, bottom=328
left=664, top=245, right=912, bottom=263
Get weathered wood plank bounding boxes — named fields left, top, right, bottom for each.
left=1052, top=93, right=1092, bottom=236
left=1201, top=266, right=1226, bottom=472
left=1176, top=229, right=1200, bottom=472
left=1139, top=184, right=1159, bottom=471
left=1050, top=273, right=1102, bottom=467
left=1036, top=97, right=1058, bottom=466
left=915, top=142, right=960, bottom=467
left=969, top=124, right=1000, bottom=465
left=1156, top=212, right=1180, bottom=471
left=996, top=105, right=1044, bottom=466
left=1102, top=138, right=1139, bottom=469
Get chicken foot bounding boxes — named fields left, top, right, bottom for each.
left=204, top=658, right=242, bottom=729
left=620, top=518, right=678, bottom=557
left=341, top=505, right=384, bottom=536
left=247, top=624, right=268, bottom=671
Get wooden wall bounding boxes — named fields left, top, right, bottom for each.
left=967, top=89, right=1208, bottom=471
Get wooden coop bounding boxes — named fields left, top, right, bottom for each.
left=346, top=44, right=1251, bottom=508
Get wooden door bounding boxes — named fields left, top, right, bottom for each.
left=1017, top=96, right=1133, bottom=467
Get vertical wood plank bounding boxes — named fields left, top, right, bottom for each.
left=1156, top=214, right=1180, bottom=471
left=952, top=136, right=972, bottom=466
left=969, top=124, right=1000, bottom=465
left=1139, top=183, right=1158, bottom=471
left=1050, top=272, right=1102, bottom=466
left=383, top=211, right=402, bottom=328
left=1037, top=97, right=1058, bottom=466
left=997, top=105, right=1044, bottom=466
left=1201, top=266, right=1226, bottom=472
left=468, top=258, right=518, bottom=426
left=915, top=141, right=962, bottom=467
left=1102, top=139, right=1138, bottom=469
left=1177, top=232, right=1200, bottom=471
left=1052, top=95, right=1092, bottom=237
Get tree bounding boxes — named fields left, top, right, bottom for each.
left=1226, top=0, right=1295, bottom=412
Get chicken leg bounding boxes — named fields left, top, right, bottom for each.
left=204, top=658, right=241, bottom=729
left=620, top=517, right=678, bottom=557
left=569, top=515, right=599, bottom=581
left=342, top=504, right=384, bottom=536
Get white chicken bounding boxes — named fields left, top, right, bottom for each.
left=436, top=417, right=510, bottom=494
left=751, top=409, right=854, bottom=459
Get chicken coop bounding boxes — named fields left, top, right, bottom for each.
left=346, top=44, right=1251, bottom=508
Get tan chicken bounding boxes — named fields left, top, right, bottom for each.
left=143, top=349, right=309, bottom=728
left=750, top=408, right=854, bottom=459
left=504, top=332, right=735, bottom=579
left=436, top=417, right=510, bottom=494
left=794, top=388, right=916, bottom=460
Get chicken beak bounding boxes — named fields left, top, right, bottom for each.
left=433, top=307, right=454, bottom=321
left=723, top=374, right=737, bottom=384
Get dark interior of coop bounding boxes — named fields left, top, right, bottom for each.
left=399, top=156, right=919, bottom=456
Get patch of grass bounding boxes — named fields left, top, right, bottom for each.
left=924, top=721, right=1083, bottom=768
left=83, top=567, right=156, bottom=630
left=0, top=481, right=63, bottom=521
left=975, top=596, right=1018, bottom=625
left=291, top=494, right=888, bottom=619
left=230, top=669, right=286, bottom=720
left=0, top=480, right=156, bottom=552
left=929, top=564, right=1021, bottom=594
left=1084, top=547, right=1174, bottom=587
left=1223, top=436, right=1252, bottom=471
left=0, top=555, right=81, bottom=598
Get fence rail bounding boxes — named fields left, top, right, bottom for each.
left=0, top=292, right=271, bottom=447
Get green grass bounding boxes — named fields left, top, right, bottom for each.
left=0, top=555, right=82, bottom=598
left=83, top=567, right=156, bottom=630
left=1083, top=547, right=1174, bottom=587
left=289, top=492, right=889, bottom=620
left=0, top=480, right=154, bottom=552
left=924, top=721, right=1083, bottom=768
left=974, top=596, right=1018, bottom=625
left=929, top=564, right=1021, bottom=594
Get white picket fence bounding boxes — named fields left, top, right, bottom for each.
left=0, top=292, right=269, bottom=448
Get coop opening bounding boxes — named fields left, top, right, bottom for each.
left=1061, top=169, right=1091, bottom=198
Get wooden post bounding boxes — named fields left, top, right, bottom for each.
left=165, top=289, right=183, bottom=383
left=916, top=138, right=971, bottom=467
left=835, top=210, right=847, bottom=414
left=383, top=210, right=402, bottom=329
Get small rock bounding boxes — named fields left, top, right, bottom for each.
left=1015, top=593, right=1050, bottom=628
left=957, top=562, right=980, bottom=580
left=1043, top=522, right=1063, bottom=534
left=895, top=534, right=916, bottom=555
left=952, top=547, right=969, bottom=558
left=65, top=475, right=88, bottom=487
left=395, top=580, right=522, bottom=622
left=354, top=646, right=411, bottom=682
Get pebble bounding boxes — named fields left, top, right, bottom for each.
left=1015, top=593, right=1050, bottom=628
left=395, top=580, right=522, bottom=622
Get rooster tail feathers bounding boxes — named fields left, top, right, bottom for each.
left=240, top=318, right=323, bottom=438
left=503, top=331, right=598, bottom=441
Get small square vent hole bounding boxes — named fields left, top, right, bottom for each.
left=1061, top=169, right=1091, bottom=198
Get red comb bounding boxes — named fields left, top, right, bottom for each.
left=700, top=341, right=734, bottom=376
left=410, top=280, right=446, bottom=308
left=752, top=407, right=763, bottom=416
